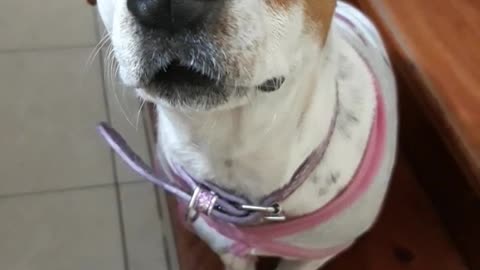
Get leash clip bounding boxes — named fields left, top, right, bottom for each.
left=186, top=187, right=218, bottom=223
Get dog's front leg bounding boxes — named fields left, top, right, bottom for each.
left=276, top=257, right=332, bottom=270
left=220, top=253, right=257, bottom=270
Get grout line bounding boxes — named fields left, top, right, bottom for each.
left=144, top=107, right=181, bottom=270
left=155, top=187, right=180, bottom=270
left=0, top=44, right=98, bottom=55
left=94, top=8, right=179, bottom=268
left=112, top=175, right=131, bottom=270
left=144, top=111, right=180, bottom=270
left=0, top=180, right=145, bottom=200
left=0, top=182, right=116, bottom=200
left=95, top=15, right=131, bottom=270
left=163, top=235, right=174, bottom=270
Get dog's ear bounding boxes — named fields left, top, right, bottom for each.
left=87, top=0, right=96, bottom=6
left=305, top=0, right=336, bottom=44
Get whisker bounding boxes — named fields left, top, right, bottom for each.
left=136, top=99, right=147, bottom=131
left=85, top=33, right=111, bottom=72
left=111, top=69, right=137, bottom=129
left=103, top=45, right=138, bottom=129
left=245, top=87, right=254, bottom=106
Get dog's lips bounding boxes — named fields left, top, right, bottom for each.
left=149, top=61, right=217, bottom=88
left=257, top=77, right=285, bottom=92
left=140, top=59, right=285, bottom=95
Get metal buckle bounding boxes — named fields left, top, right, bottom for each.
left=241, top=203, right=286, bottom=222
left=186, top=187, right=201, bottom=223
left=186, top=187, right=218, bottom=223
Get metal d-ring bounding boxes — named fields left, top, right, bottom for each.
left=241, top=203, right=286, bottom=222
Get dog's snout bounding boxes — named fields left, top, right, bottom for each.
left=127, top=0, right=223, bottom=32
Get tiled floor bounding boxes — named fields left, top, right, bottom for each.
left=0, top=2, right=176, bottom=270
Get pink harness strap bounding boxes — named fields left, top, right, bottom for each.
left=197, top=58, right=387, bottom=259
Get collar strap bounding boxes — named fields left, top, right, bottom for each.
left=97, top=90, right=339, bottom=225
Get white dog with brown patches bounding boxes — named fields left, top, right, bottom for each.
left=96, top=0, right=397, bottom=269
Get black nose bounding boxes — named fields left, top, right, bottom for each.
left=127, top=0, right=223, bottom=32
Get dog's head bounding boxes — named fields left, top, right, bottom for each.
left=97, top=0, right=336, bottom=110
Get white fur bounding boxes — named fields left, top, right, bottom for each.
left=96, top=1, right=397, bottom=269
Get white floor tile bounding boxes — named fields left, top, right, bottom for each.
left=120, top=183, right=169, bottom=270
left=0, top=1, right=98, bottom=51
left=0, top=187, right=125, bottom=270
left=0, top=48, right=113, bottom=195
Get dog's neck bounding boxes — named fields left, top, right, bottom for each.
left=156, top=31, right=339, bottom=201
left=157, top=27, right=377, bottom=216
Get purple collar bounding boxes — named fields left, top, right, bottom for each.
left=97, top=90, right=339, bottom=226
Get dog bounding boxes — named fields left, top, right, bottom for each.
left=95, top=0, right=397, bottom=269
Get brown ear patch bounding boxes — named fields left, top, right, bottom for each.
left=304, top=0, right=337, bottom=43
left=265, top=0, right=296, bottom=9
left=265, top=0, right=336, bottom=44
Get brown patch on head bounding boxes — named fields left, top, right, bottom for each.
left=266, top=0, right=336, bottom=44
left=304, top=0, right=337, bottom=44
left=266, top=0, right=295, bottom=9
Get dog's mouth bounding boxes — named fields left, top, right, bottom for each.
left=148, top=60, right=285, bottom=91
left=149, top=60, right=217, bottom=88
left=139, top=56, right=285, bottom=107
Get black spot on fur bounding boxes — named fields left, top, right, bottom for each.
left=337, top=120, right=352, bottom=139
left=337, top=54, right=353, bottom=80
left=345, top=110, right=359, bottom=123
left=329, top=172, right=340, bottom=184
left=335, top=79, right=353, bottom=139
left=336, top=103, right=360, bottom=139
